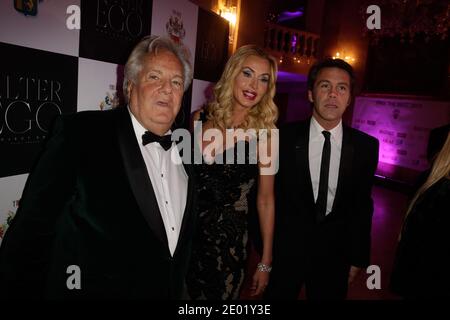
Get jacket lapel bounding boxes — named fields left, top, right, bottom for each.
left=174, top=160, right=195, bottom=257
left=294, top=120, right=315, bottom=206
left=114, top=107, right=169, bottom=252
left=332, top=125, right=354, bottom=212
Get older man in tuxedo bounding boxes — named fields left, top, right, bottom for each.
left=266, top=58, right=379, bottom=300
left=0, top=35, right=196, bottom=299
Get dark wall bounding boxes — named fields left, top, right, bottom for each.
left=365, top=36, right=450, bottom=98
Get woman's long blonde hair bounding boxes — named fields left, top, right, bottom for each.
left=206, top=45, right=278, bottom=133
left=406, top=131, right=450, bottom=217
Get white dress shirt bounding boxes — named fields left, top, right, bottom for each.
left=128, top=108, right=188, bottom=256
left=309, top=117, right=343, bottom=216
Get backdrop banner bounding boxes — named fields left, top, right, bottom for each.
left=353, top=96, right=450, bottom=176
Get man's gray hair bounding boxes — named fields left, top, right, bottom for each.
left=123, top=35, right=193, bottom=102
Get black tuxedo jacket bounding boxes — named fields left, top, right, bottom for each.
left=273, top=119, right=379, bottom=272
left=427, top=123, right=450, bottom=162
left=0, top=106, right=196, bottom=299
left=390, top=178, right=450, bottom=299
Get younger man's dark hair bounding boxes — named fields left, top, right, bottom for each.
left=307, top=58, right=355, bottom=94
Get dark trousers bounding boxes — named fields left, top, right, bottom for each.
left=265, top=260, right=349, bottom=300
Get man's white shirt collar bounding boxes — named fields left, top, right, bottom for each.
left=310, top=116, right=343, bottom=144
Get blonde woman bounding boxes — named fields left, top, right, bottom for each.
left=390, top=132, right=450, bottom=299
left=186, top=45, right=278, bottom=300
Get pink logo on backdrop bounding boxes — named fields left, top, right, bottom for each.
left=392, top=109, right=400, bottom=120
left=14, top=0, right=44, bottom=16
left=99, top=85, right=120, bottom=111
left=166, top=10, right=186, bottom=44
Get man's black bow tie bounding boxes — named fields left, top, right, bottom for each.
left=142, top=131, right=172, bottom=151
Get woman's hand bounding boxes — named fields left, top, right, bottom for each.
left=250, top=267, right=270, bottom=296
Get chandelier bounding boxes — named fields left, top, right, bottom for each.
left=362, top=0, right=449, bottom=43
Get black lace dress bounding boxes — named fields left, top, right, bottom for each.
left=186, top=139, right=259, bottom=300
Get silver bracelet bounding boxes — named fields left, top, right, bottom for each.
left=257, top=262, right=272, bottom=273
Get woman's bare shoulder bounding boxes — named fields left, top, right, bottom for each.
left=192, top=108, right=203, bottom=121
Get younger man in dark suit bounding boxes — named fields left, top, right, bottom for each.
left=0, top=35, right=196, bottom=299
left=265, top=58, right=379, bottom=300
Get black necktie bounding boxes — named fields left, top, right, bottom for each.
left=316, top=130, right=331, bottom=223
left=142, top=131, right=172, bottom=151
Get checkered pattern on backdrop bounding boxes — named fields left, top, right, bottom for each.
left=0, top=0, right=229, bottom=243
